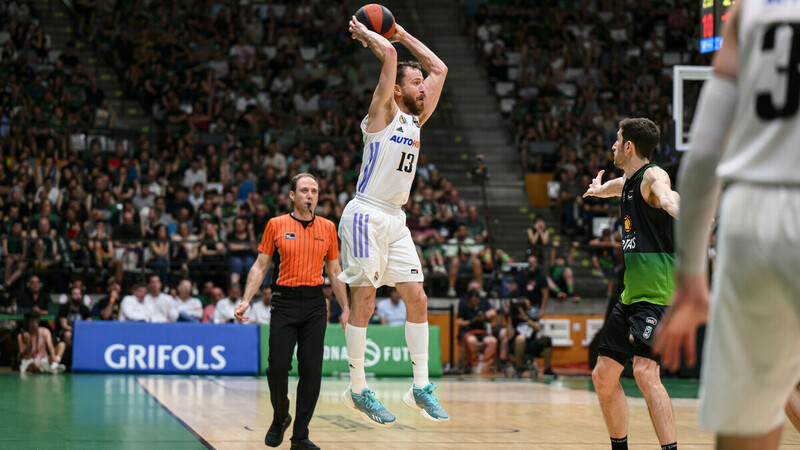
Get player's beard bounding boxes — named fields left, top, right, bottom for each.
left=402, top=91, right=424, bottom=116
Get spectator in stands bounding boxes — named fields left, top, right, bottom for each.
left=504, top=298, right=555, bottom=378
left=588, top=229, right=621, bottom=298
left=56, top=279, right=91, bottom=307
left=548, top=241, right=580, bottom=302
left=248, top=286, right=272, bottom=325
left=55, top=285, right=91, bottom=368
left=463, top=205, right=488, bottom=244
left=199, top=222, right=227, bottom=288
left=214, top=284, right=243, bottom=324
left=144, top=274, right=173, bottom=323
left=14, top=275, right=50, bottom=315
left=227, top=216, right=256, bottom=285
left=30, top=217, right=62, bottom=286
left=376, top=288, right=407, bottom=326
left=446, top=224, right=484, bottom=298
left=92, top=277, right=121, bottom=320
left=515, top=256, right=550, bottom=318
left=457, top=284, right=498, bottom=373
left=2, top=219, right=27, bottom=292
left=526, top=217, right=550, bottom=260
left=118, top=282, right=155, bottom=322
left=87, top=220, right=123, bottom=283
left=201, top=284, right=222, bottom=323
left=18, top=311, right=66, bottom=374
left=113, top=210, right=142, bottom=273
left=171, top=221, right=199, bottom=283
left=145, top=224, right=170, bottom=288
left=172, top=279, right=203, bottom=323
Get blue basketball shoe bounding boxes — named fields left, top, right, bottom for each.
left=403, top=383, right=450, bottom=422
left=341, top=388, right=397, bottom=427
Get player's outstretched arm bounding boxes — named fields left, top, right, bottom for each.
left=391, top=24, right=448, bottom=126
left=582, top=170, right=624, bottom=198
left=644, top=167, right=680, bottom=219
left=349, top=16, right=398, bottom=133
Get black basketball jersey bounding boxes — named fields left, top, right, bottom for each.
left=619, top=163, right=675, bottom=306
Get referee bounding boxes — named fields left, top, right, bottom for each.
left=235, top=173, right=350, bottom=450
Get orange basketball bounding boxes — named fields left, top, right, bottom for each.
left=355, top=4, right=396, bottom=39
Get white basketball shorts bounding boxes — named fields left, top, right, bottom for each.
left=338, top=196, right=423, bottom=288
left=698, top=183, right=800, bottom=434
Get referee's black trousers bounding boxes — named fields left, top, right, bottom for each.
left=266, top=285, right=327, bottom=440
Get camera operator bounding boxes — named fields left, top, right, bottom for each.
left=504, top=297, right=555, bottom=378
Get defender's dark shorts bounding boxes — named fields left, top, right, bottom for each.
left=598, top=300, right=667, bottom=366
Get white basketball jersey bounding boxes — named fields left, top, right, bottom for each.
left=356, top=110, right=421, bottom=207
left=718, top=0, right=800, bottom=184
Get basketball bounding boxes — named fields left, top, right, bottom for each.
left=355, top=4, right=396, bottom=39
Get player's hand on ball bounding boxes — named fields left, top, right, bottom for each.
left=389, top=23, right=405, bottom=43
left=653, top=273, right=710, bottom=372
left=234, top=302, right=250, bottom=323
left=349, top=16, right=369, bottom=47
left=583, top=169, right=604, bottom=198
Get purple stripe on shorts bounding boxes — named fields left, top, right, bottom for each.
left=352, top=213, right=359, bottom=258
left=363, top=214, right=370, bottom=258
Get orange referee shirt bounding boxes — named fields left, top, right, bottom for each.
left=258, top=213, right=339, bottom=287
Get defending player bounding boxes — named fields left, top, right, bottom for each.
left=655, top=1, right=800, bottom=448
left=338, top=16, right=449, bottom=426
left=583, top=118, right=680, bottom=450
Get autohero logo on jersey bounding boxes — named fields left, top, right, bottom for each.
left=73, top=322, right=260, bottom=374
left=389, top=135, right=420, bottom=148
left=321, top=339, right=411, bottom=367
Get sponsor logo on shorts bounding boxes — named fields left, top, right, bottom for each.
left=643, top=325, right=653, bottom=339
left=374, top=271, right=380, bottom=282
left=411, top=268, right=419, bottom=274
left=285, top=232, right=296, bottom=240
left=646, top=317, right=657, bottom=325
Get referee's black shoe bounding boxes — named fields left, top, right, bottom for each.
left=264, top=414, right=292, bottom=447
left=290, top=438, right=320, bottom=449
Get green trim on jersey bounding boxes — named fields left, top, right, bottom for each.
left=621, top=252, right=675, bottom=306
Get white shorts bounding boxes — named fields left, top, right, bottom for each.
left=698, top=184, right=800, bottom=435
left=20, top=355, right=48, bottom=373
left=338, top=196, right=423, bottom=288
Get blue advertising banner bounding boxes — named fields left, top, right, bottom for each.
left=73, top=322, right=260, bottom=374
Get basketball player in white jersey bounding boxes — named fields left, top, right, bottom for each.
left=338, top=16, right=449, bottom=426
left=654, top=1, right=800, bottom=448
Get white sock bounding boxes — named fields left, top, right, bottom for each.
left=346, top=324, right=369, bottom=392
left=405, top=321, right=430, bottom=388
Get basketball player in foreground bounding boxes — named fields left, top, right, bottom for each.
left=583, top=118, right=680, bottom=450
left=338, top=16, right=448, bottom=426
left=654, top=1, right=800, bottom=448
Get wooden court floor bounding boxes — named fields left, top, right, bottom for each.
left=140, top=376, right=800, bottom=449
left=3, top=373, right=800, bottom=449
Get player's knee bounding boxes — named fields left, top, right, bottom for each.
left=591, top=366, right=613, bottom=390
left=632, top=363, right=658, bottom=387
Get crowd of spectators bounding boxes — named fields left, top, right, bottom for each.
left=0, top=0, right=498, bottom=310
